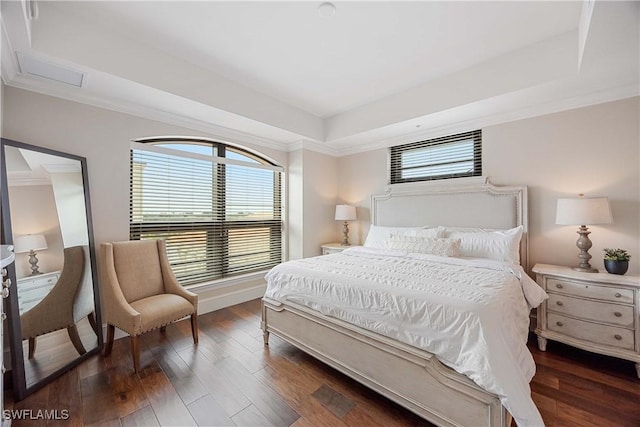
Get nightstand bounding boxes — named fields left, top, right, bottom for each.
left=532, top=263, right=640, bottom=378
left=321, top=243, right=360, bottom=255
left=17, top=271, right=60, bottom=314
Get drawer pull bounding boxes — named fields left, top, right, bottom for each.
left=614, top=334, right=622, bottom=340
left=556, top=321, right=563, bottom=327
left=556, top=284, right=563, bottom=289
left=614, top=293, right=621, bottom=298
left=556, top=301, right=564, bottom=306
left=614, top=312, right=622, bottom=317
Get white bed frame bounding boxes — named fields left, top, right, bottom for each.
left=262, top=180, right=528, bottom=427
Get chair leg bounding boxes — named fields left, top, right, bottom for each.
left=68, top=325, right=87, bottom=356
left=104, top=324, right=115, bottom=356
left=190, top=313, right=199, bottom=344
left=88, top=312, right=99, bottom=335
left=131, top=335, right=140, bottom=373
left=28, top=337, right=36, bottom=359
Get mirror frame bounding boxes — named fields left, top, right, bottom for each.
left=0, top=138, right=103, bottom=400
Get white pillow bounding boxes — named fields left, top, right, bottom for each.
left=363, top=225, right=444, bottom=249
left=446, top=225, right=523, bottom=263
left=443, top=226, right=498, bottom=235
left=387, top=235, right=461, bottom=257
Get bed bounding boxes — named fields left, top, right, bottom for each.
left=261, top=180, right=546, bottom=427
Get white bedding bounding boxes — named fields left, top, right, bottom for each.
left=264, top=247, right=548, bottom=427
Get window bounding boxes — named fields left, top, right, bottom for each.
left=390, top=130, right=482, bottom=184
left=130, top=138, right=283, bottom=286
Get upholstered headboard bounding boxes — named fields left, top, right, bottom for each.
left=371, top=180, right=529, bottom=269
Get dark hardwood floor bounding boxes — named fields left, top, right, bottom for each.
left=5, top=299, right=640, bottom=426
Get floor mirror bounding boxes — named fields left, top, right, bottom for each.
left=0, top=138, right=102, bottom=400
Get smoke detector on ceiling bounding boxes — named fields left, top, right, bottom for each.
left=16, top=52, right=85, bottom=87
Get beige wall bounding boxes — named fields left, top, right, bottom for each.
left=2, top=86, right=288, bottom=247
left=1, top=86, right=290, bottom=308
left=3, top=86, right=638, bottom=284
left=288, top=149, right=304, bottom=260
left=338, top=97, right=640, bottom=275
left=484, top=97, right=639, bottom=274
left=7, top=184, right=64, bottom=278
left=288, top=149, right=340, bottom=259
left=336, top=148, right=388, bottom=246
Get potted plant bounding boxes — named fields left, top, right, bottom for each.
left=603, top=248, right=631, bottom=275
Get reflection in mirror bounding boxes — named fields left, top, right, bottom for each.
left=1, top=139, right=102, bottom=400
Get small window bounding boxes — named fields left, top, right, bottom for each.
left=390, top=130, right=482, bottom=184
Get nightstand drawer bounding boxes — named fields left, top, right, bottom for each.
left=323, top=247, right=345, bottom=255
left=321, top=243, right=360, bottom=255
left=547, top=278, right=634, bottom=303
left=547, top=293, right=634, bottom=327
left=547, top=313, right=634, bottom=350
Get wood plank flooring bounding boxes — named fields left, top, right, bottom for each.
left=5, top=299, right=640, bottom=426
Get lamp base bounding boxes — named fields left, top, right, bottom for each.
left=573, top=225, right=599, bottom=273
left=28, top=250, right=42, bottom=276
left=341, top=221, right=351, bottom=246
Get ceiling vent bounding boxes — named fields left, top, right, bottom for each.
left=16, top=52, right=85, bottom=87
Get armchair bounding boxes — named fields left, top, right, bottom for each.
left=101, top=239, right=198, bottom=372
left=21, top=245, right=91, bottom=359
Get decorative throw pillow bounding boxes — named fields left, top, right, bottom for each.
left=446, top=225, right=523, bottom=263
left=386, top=235, right=461, bottom=257
left=363, top=225, right=444, bottom=249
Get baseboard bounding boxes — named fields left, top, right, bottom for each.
left=197, top=282, right=267, bottom=315
left=107, top=282, right=267, bottom=341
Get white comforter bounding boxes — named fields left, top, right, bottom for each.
left=264, top=247, right=548, bottom=427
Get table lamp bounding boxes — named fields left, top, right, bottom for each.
left=335, top=204, right=357, bottom=246
left=14, top=234, right=48, bottom=276
left=556, top=195, right=612, bottom=272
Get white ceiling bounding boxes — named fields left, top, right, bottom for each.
left=1, top=1, right=639, bottom=156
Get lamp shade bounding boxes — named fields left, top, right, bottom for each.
left=14, top=234, right=48, bottom=254
left=335, top=204, right=357, bottom=221
left=556, top=197, right=613, bottom=226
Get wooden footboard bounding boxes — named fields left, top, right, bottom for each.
left=262, top=298, right=509, bottom=427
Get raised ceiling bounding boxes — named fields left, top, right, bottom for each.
left=2, top=1, right=639, bottom=155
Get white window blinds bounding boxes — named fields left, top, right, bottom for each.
left=130, top=141, right=283, bottom=286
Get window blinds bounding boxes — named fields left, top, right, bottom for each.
left=390, top=130, right=482, bottom=184
left=130, top=142, right=283, bottom=286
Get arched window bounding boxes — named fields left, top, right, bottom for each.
left=130, top=137, right=283, bottom=286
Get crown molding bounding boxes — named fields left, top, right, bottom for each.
left=1, top=21, right=20, bottom=84
left=4, top=47, right=637, bottom=161
left=286, top=139, right=340, bottom=157
left=41, top=163, right=81, bottom=173
left=7, top=170, right=50, bottom=187
left=3, top=74, right=295, bottom=154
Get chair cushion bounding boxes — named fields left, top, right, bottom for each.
left=112, top=240, right=165, bottom=302
left=129, top=294, right=195, bottom=334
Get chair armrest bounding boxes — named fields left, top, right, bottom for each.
left=101, top=243, right=142, bottom=335
left=157, top=241, right=198, bottom=309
